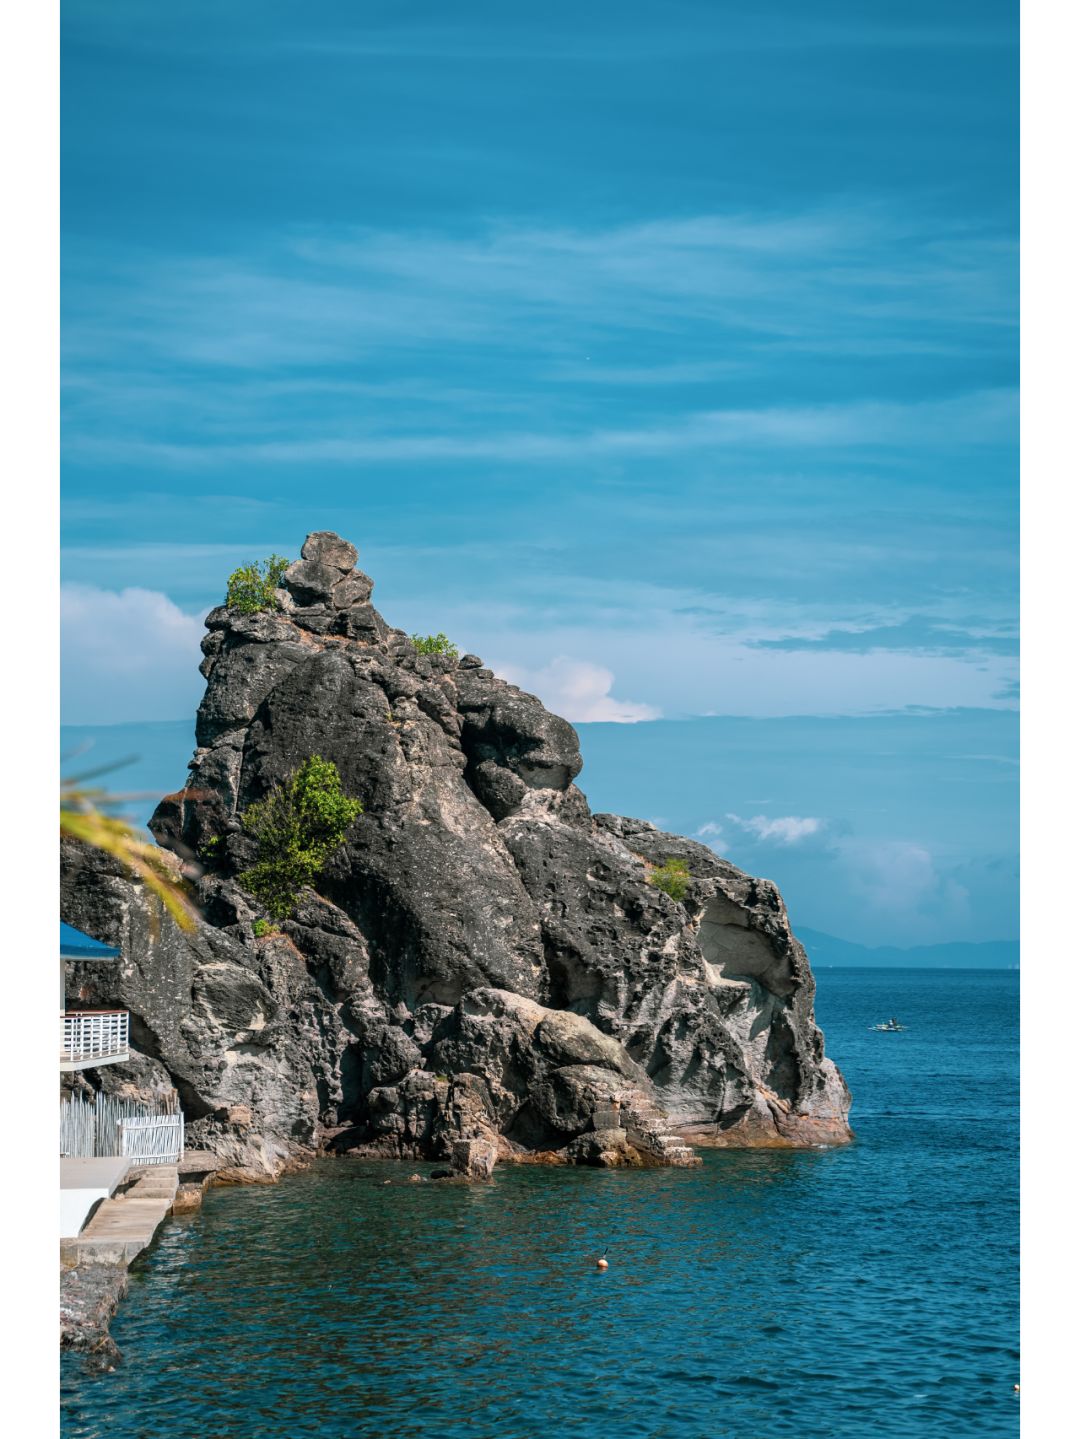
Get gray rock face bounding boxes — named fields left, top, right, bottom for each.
left=60, top=1264, right=127, bottom=1370
left=301, top=530, right=359, bottom=572
left=60, top=531, right=851, bottom=1178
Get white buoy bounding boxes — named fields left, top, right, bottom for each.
left=597, top=1258, right=608, bottom=1270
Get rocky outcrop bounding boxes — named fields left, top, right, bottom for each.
left=60, top=1264, right=127, bottom=1371
left=60, top=531, right=851, bottom=1178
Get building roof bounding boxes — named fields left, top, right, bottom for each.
left=60, top=921, right=121, bottom=962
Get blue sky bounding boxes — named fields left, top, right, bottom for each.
left=60, top=1, right=1017, bottom=945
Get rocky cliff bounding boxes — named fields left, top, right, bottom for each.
left=60, top=531, right=851, bottom=1177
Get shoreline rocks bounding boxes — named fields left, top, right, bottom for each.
left=60, top=1264, right=128, bottom=1372
left=450, top=1136, right=498, bottom=1180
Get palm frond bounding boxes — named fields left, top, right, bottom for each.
left=61, top=782, right=197, bottom=931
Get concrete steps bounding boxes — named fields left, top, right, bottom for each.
left=61, top=1166, right=179, bottom=1266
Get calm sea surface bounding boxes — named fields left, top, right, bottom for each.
left=61, top=968, right=1019, bottom=1439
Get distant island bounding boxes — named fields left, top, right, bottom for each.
left=799, top=928, right=1018, bottom=970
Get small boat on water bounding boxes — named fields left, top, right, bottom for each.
left=869, top=1017, right=906, bottom=1032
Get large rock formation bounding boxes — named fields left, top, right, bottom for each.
left=60, top=531, right=851, bottom=1177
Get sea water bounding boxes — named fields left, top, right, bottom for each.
left=60, top=968, right=1019, bottom=1438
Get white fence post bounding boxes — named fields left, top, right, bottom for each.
left=60, top=1091, right=184, bottom=1164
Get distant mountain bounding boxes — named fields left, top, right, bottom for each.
left=798, top=927, right=1018, bottom=970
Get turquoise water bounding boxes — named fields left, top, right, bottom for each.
left=61, top=969, right=1018, bottom=1438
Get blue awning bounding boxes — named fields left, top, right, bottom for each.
left=60, top=921, right=121, bottom=962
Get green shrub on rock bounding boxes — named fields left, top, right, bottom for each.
left=411, top=632, right=459, bottom=659
left=225, top=556, right=290, bottom=614
left=252, top=919, right=280, bottom=939
left=648, top=857, right=691, bottom=903
left=238, top=756, right=363, bottom=920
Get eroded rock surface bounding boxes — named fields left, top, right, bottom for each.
left=60, top=531, right=851, bottom=1178
left=60, top=1264, right=127, bottom=1370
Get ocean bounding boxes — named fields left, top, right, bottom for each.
left=60, top=967, right=1019, bottom=1439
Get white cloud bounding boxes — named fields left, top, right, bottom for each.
left=694, top=820, right=730, bottom=854
left=493, top=656, right=660, bottom=724
left=726, top=813, right=824, bottom=845
left=696, top=819, right=976, bottom=942
left=692, top=808, right=986, bottom=943
left=697, top=814, right=824, bottom=850
left=835, top=838, right=971, bottom=926
left=61, top=585, right=206, bottom=723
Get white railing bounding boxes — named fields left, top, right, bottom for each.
left=61, top=1009, right=129, bottom=1067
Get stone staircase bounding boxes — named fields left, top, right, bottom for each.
left=606, top=1088, right=702, bottom=1167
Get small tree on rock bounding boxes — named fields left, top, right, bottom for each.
left=648, top=857, right=691, bottom=903
left=225, top=556, right=290, bottom=614
left=411, top=632, right=459, bottom=659
left=238, top=757, right=362, bottom=919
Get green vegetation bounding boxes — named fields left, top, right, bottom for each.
left=648, top=857, right=691, bottom=903
left=238, top=756, right=363, bottom=920
left=225, top=555, right=289, bottom=614
left=411, top=632, right=459, bottom=659
left=199, top=834, right=222, bottom=862
left=252, top=919, right=280, bottom=939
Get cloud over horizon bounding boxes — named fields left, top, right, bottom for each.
left=60, top=585, right=206, bottom=725
left=694, top=808, right=976, bottom=941
left=493, top=657, right=660, bottom=724
left=727, top=813, right=824, bottom=844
